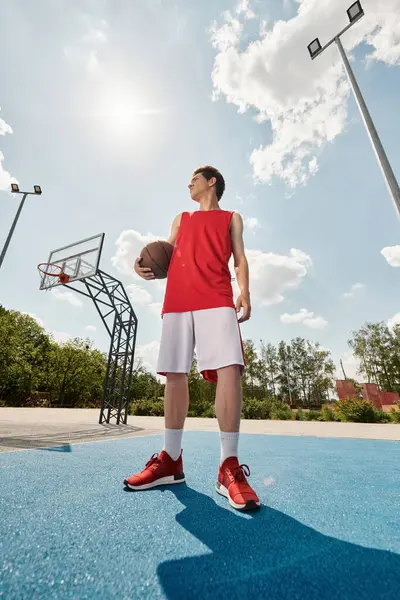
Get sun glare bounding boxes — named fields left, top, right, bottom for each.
left=94, top=86, right=161, bottom=139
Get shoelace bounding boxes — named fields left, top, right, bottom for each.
left=230, top=464, right=251, bottom=482
left=145, top=453, right=161, bottom=471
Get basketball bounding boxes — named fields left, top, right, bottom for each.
left=140, top=240, right=174, bottom=279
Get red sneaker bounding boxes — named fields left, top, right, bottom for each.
left=216, top=456, right=260, bottom=511
left=124, top=450, right=185, bottom=491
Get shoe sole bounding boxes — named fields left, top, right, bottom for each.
left=124, top=474, right=185, bottom=491
left=216, top=482, right=260, bottom=511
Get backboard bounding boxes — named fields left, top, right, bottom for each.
left=39, top=233, right=105, bottom=290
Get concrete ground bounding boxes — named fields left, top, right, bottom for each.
left=0, top=407, right=399, bottom=452
left=1, top=430, right=400, bottom=599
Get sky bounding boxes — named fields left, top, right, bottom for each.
left=0, top=0, right=400, bottom=382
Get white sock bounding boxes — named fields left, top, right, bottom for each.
left=220, top=431, right=239, bottom=464
left=163, top=428, right=183, bottom=461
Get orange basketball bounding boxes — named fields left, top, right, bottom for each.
left=140, top=241, right=174, bottom=279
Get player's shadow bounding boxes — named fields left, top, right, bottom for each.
left=156, top=484, right=400, bottom=600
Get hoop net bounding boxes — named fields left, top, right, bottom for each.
left=37, top=262, right=70, bottom=286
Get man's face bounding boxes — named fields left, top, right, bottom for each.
left=188, top=172, right=211, bottom=202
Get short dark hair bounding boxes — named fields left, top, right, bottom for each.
left=194, top=165, right=225, bottom=201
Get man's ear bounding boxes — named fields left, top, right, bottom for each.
left=208, top=176, right=217, bottom=188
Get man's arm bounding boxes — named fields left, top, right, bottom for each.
left=167, top=213, right=182, bottom=245
left=230, top=212, right=251, bottom=322
left=134, top=213, right=182, bottom=280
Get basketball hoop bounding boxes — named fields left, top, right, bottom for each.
left=37, top=262, right=70, bottom=285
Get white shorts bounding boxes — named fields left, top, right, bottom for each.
left=157, top=307, right=245, bottom=383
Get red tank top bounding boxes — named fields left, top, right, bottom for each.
left=162, top=210, right=235, bottom=314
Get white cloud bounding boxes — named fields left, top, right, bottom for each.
left=117, top=230, right=310, bottom=309
left=241, top=247, right=312, bottom=306
left=21, top=312, right=72, bottom=343
left=342, top=282, right=365, bottom=298
left=381, top=245, right=400, bottom=267
left=243, top=216, right=260, bottom=230
left=0, top=151, right=16, bottom=192
left=308, top=156, right=319, bottom=175
left=0, top=112, right=12, bottom=136
left=52, top=331, right=72, bottom=343
left=136, top=340, right=161, bottom=375
left=235, top=192, right=256, bottom=206
left=236, top=0, right=256, bottom=20
left=112, top=232, right=168, bottom=313
left=232, top=211, right=261, bottom=234
left=85, top=325, right=97, bottom=333
left=209, top=1, right=255, bottom=53
left=126, top=286, right=162, bottom=315
left=21, top=312, right=45, bottom=328
left=280, top=307, right=328, bottom=329
left=63, top=17, right=108, bottom=75
left=111, top=229, right=161, bottom=279
left=283, top=0, right=294, bottom=13
left=20, top=311, right=71, bottom=344
left=210, top=13, right=243, bottom=53
left=388, top=312, right=400, bottom=329
left=0, top=109, right=17, bottom=192
left=51, top=287, right=83, bottom=308
left=149, top=302, right=163, bottom=316
left=155, top=278, right=167, bottom=295
left=210, top=0, right=400, bottom=187
left=127, top=283, right=153, bottom=305
left=81, top=23, right=108, bottom=46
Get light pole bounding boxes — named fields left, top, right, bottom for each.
left=0, top=183, right=42, bottom=270
left=307, top=1, right=400, bottom=219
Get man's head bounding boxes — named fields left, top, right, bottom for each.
left=188, top=166, right=225, bottom=203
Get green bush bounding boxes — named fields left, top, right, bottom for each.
left=305, top=410, right=322, bottom=421
left=242, top=398, right=272, bottom=419
left=25, top=393, right=50, bottom=408
left=271, top=401, right=293, bottom=421
left=201, top=405, right=216, bottom=418
left=374, top=410, right=391, bottom=423
left=130, top=399, right=164, bottom=416
left=320, top=405, right=338, bottom=422
left=389, top=409, right=400, bottom=424
left=128, top=395, right=398, bottom=423
left=188, top=400, right=214, bottom=417
left=295, top=407, right=306, bottom=421
left=337, top=397, right=376, bottom=423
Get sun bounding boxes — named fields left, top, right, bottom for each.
left=93, top=84, right=161, bottom=140
left=96, top=89, right=141, bottom=135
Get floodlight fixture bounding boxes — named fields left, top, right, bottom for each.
left=347, top=1, right=364, bottom=24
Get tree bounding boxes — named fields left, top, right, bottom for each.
left=7, top=304, right=397, bottom=413
left=259, top=341, right=279, bottom=400
left=275, top=338, right=334, bottom=406
left=242, top=340, right=263, bottom=397
left=349, top=322, right=400, bottom=393
left=46, top=338, right=106, bottom=407
left=188, top=359, right=214, bottom=416
left=131, top=360, right=164, bottom=400
left=276, top=341, right=298, bottom=404
left=0, top=309, right=53, bottom=405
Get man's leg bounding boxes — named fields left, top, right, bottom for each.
left=194, top=307, right=244, bottom=464
left=163, top=373, right=189, bottom=461
left=123, top=312, right=193, bottom=490
left=215, top=366, right=259, bottom=510
left=194, top=307, right=259, bottom=510
left=160, top=312, right=194, bottom=460
left=215, top=365, right=242, bottom=463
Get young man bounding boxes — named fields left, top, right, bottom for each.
left=124, top=166, right=260, bottom=511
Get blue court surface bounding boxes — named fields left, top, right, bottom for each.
left=1, top=431, right=399, bottom=599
